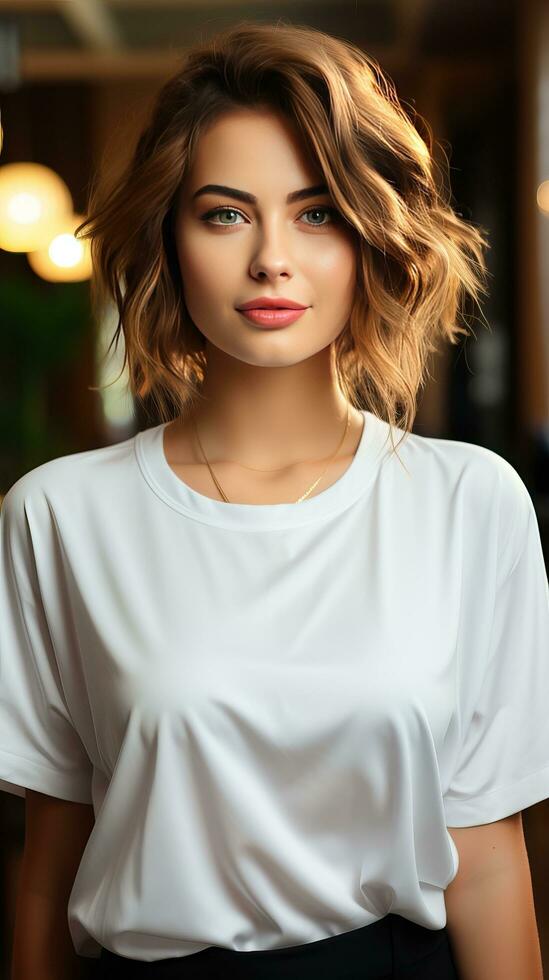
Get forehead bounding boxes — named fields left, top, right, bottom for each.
left=183, top=107, right=322, bottom=196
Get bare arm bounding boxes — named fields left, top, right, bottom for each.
left=10, top=789, right=96, bottom=980
left=445, top=813, right=544, bottom=980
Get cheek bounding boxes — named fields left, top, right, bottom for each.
left=309, top=238, right=356, bottom=297
left=176, top=231, right=221, bottom=302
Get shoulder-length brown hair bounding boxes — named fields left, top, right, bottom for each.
left=76, top=20, right=490, bottom=446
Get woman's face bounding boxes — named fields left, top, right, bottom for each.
left=173, top=107, right=357, bottom=369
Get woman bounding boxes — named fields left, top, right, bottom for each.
left=2, top=20, right=548, bottom=980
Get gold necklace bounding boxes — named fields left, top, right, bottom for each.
left=190, top=402, right=351, bottom=503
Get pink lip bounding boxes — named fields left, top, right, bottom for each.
left=237, top=296, right=308, bottom=310
left=238, top=308, right=308, bottom=328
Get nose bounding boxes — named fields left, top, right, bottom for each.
left=248, top=221, right=293, bottom=281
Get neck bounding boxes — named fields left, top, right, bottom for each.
left=184, top=346, right=358, bottom=469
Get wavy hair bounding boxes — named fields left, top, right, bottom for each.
left=76, top=20, right=491, bottom=451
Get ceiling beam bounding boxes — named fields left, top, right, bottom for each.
left=54, top=0, right=123, bottom=51
left=19, top=45, right=406, bottom=79
left=20, top=48, right=188, bottom=78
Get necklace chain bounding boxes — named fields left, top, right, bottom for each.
left=190, top=403, right=352, bottom=504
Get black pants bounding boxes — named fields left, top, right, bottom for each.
left=94, top=913, right=460, bottom=978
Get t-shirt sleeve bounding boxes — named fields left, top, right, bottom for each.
left=443, top=463, right=549, bottom=827
left=0, top=483, right=93, bottom=803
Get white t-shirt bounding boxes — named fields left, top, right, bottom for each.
left=1, top=409, right=548, bottom=962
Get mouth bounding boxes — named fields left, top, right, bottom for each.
left=237, top=307, right=309, bottom=329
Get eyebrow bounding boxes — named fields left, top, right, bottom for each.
left=191, top=183, right=330, bottom=205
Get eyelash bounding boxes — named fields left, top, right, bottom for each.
left=200, top=205, right=340, bottom=228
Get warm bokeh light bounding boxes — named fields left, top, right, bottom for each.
left=537, top=180, right=549, bottom=215
left=0, top=162, right=73, bottom=251
left=26, top=212, right=92, bottom=281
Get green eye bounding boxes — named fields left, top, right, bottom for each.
left=202, top=207, right=245, bottom=225
left=299, top=207, right=338, bottom=226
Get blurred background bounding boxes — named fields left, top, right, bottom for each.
left=0, top=0, right=548, bottom=975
